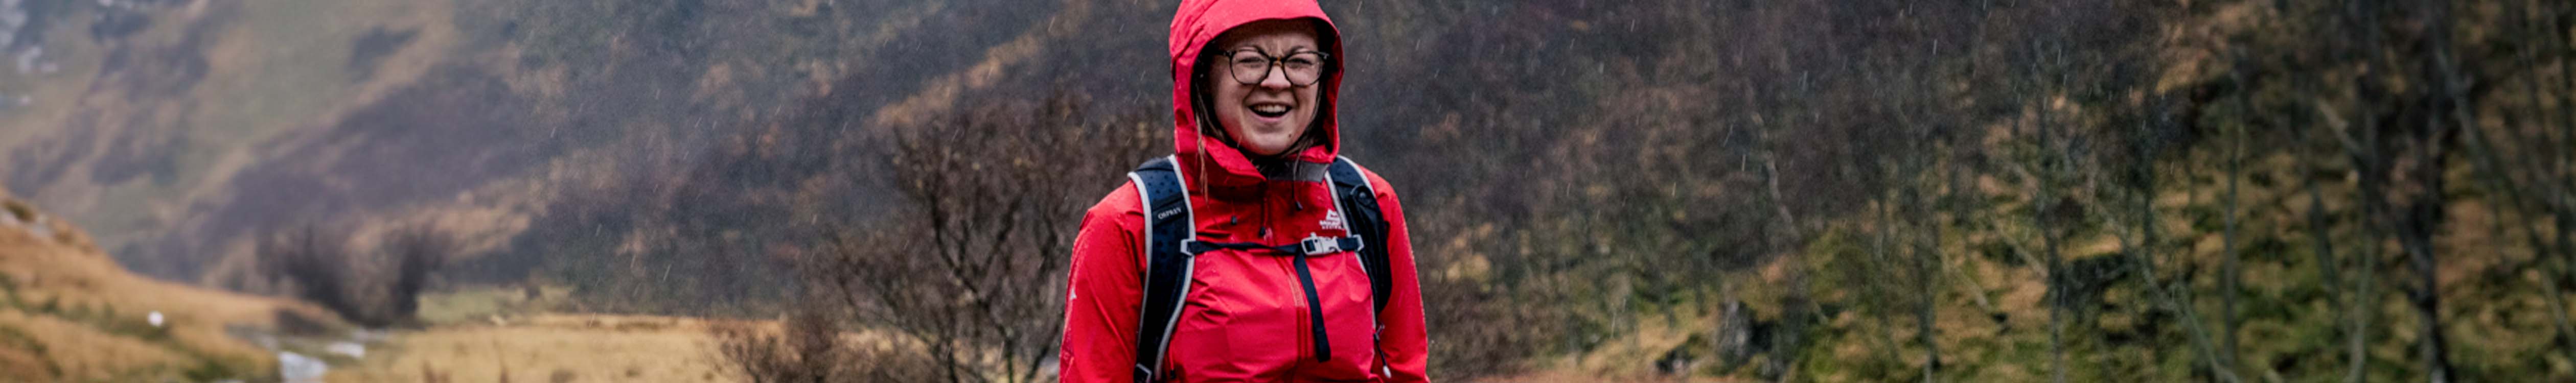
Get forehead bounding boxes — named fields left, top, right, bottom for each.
left=1214, top=19, right=1319, bottom=50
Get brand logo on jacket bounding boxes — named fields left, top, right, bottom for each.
left=1319, top=210, right=1345, bottom=231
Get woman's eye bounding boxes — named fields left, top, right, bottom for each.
left=1285, top=58, right=1318, bottom=67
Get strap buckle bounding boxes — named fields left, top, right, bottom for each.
left=1299, top=234, right=1363, bottom=256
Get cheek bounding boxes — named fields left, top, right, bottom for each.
left=1230, top=86, right=1259, bottom=107
left=1206, top=82, right=1241, bottom=116
left=1298, top=89, right=1321, bottom=116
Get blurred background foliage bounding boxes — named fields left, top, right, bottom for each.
left=0, top=0, right=2572, bottom=381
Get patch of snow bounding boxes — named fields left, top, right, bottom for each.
left=12, top=46, right=35, bottom=74
left=277, top=351, right=327, bottom=383
left=350, top=328, right=388, bottom=342
left=326, top=341, right=364, bottom=359
left=148, top=311, right=164, bottom=327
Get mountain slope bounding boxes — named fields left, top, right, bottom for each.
left=0, top=182, right=348, bottom=381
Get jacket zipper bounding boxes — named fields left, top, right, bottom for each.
left=1291, top=251, right=1331, bottom=362
left=1275, top=190, right=1332, bottom=363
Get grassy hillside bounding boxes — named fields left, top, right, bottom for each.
left=0, top=182, right=350, bottom=381
left=0, top=0, right=507, bottom=285
left=0, top=0, right=1133, bottom=306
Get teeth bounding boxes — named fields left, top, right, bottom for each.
left=1252, top=104, right=1290, bottom=114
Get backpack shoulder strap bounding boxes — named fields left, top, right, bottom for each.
left=1127, top=156, right=1195, bottom=383
left=1324, top=156, right=1395, bottom=317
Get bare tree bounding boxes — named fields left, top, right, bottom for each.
left=2109, top=53, right=2239, bottom=381
left=2485, top=0, right=2576, bottom=364
left=2330, top=1, right=2392, bottom=379
left=384, top=225, right=454, bottom=323
left=792, top=93, right=1155, bottom=383
left=2288, top=63, right=2366, bottom=383
left=265, top=224, right=353, bottom=323
left=2020, top=37, right=2073, bottom=383
left=2405, top=1, right=2465, bottom=380
left=261, top=223, right=453, bottom=327
left=2219, top=56, right=2250, bottom=378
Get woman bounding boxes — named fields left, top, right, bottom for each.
left=1057, top=1, right=1428, bottom=382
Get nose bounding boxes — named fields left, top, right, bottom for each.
left=1259, top=66, right=1295, bottom=90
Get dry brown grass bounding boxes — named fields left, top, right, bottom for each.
left=328, top=314, right=762, bottom=383
left=0, top=310, right=189, bottom=379
left=0, top=188, right=349, bottom=381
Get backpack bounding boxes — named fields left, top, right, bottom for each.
left=1124, top=155, right=1394, bottom=383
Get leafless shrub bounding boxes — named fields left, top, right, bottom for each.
left=783, top=92, right=1155, bottom=383
left=382, top=225, right=453, bottom=323
left=262, top=223, right=453, bottom=327
left=712, top=309, right=841, bottom=383
left=265, top=224, right=351, bottom=322
left=420, top=362, right=448, bottom=383
left=711, top=306, right=937, bottom=383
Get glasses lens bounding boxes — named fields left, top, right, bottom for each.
left=1229, top=51, right=1271, bottom=84
left=1281, top=53, right=1325, bottom=86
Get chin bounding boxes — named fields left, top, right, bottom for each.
left=1241, top=136, right=1299, bottom=156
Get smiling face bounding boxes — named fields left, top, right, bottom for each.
left=1202, top=20, right=1324, bottom=157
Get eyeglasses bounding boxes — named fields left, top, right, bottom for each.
left=1218, top=47, right=1329, bottom=86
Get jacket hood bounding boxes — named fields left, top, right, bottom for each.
left=1168, top=0, right=1344, bottom=190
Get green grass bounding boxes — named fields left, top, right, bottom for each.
left=416, top=284, right=575, bottom=326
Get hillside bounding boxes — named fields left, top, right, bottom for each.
left=0, top=182, right=349, bottom=381
left=0, top=0, right=1133, bottom=305
left=0, top=0, right=2569, bottom=381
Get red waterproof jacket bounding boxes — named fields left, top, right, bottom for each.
left=1057, top=1, right=1428, bottom=382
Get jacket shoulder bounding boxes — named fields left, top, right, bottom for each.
left=1336, top=158, right=1401, bottom=203
left=1086, top=179, right=1147, bottom=223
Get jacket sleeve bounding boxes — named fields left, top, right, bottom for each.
left=1061, top=183, right=1146, bottom=383
left=1366, top=170, right=1430, bottom=383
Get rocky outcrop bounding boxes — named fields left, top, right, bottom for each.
left=0, top=183, right=95, bottom=254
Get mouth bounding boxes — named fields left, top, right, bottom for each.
left=1248, top=102, right=1292, bottom=119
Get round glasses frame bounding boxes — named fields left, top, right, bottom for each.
left=1218, top=47, right=1329, bottom=86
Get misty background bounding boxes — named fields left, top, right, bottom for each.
left=0, top=0, right=2571, bottom=381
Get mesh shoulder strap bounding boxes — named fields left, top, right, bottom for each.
left=1128, top=156, right=1194, bottom=383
